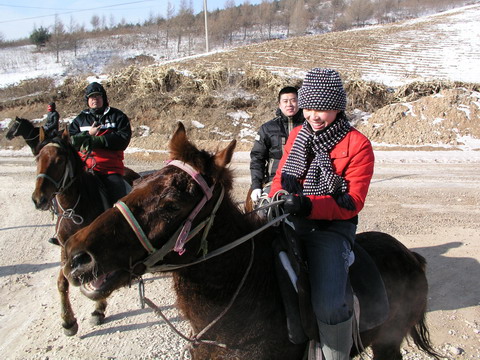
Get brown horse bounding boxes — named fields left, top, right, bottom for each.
left=5, top=117, right=42, bottom=155
left=32, top=130, right=140, bottom=336
left=62, top=123, right=440, bottom=359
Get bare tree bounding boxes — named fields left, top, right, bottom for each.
left=239, top=1, right=255, bottom=40
left=67, top=16, right=83, bottom=57
left=258, top=0, right=276, bottom=40
left=345, top=0, right=374, bottom=26
left=90, top=15, right=100, bottom=31
left=101, top=15, right=107, bottom=30
left=109, top=14, right=116, bottom=29
left=290, top=0, right=308, bottom=36
left=331, top=0, right=346, bottom=22
left=279, top=0, right=296, bottom=37
left=374, top=0, right=396, bottom=23
left=221, top=0, right=240, bottom=44
left=165, top=2, right=175, bottom=50
left=50, top=15, right=67, bottom=62
left=172, top=0, right=195, bottom=54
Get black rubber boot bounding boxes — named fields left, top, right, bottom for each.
left=48, top=237, right=60, bottom=246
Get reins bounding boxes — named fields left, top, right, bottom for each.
left=113, top=160, right=288, bottom=355
left=143, top=240, right=255, bottom=355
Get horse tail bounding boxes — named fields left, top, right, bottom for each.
left=409, top=252, right=442, bottom=360
left=410, top=306, right=442, bottom=360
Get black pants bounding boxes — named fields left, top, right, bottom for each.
left=96, top=173, right=131, bottom=205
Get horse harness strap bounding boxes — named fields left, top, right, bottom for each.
left=147, top=212, right=289, bottom=272
left=115, top=201, right=154, bottom=253
left=36, top=143, right=76, bottom=193
left=167, top=160, right=214, bottom=255
left=114, top=160, right=220, bottom=268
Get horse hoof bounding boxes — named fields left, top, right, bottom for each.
left=90, top=313, right=105, bottom=326
left=63, top=321, right=79, bottom=336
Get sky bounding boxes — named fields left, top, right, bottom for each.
left=0, top=0, right=261, bottom=41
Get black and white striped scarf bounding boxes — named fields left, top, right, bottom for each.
left=281, top=113, right=356, bottom=210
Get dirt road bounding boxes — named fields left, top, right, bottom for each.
left=0, top=153, right=479, bottom=360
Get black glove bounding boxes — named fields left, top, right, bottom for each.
left=282, top=194, right=312, bottom=217
left=71, top=132, right=90, bottom=150
left=81, top=136, right=106, bottom=153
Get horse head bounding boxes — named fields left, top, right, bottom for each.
left=63, top=122, right=237, bottom=299
left=32, top=129, right=83, bottom=210
left=5, top=117, right=26, bottom=140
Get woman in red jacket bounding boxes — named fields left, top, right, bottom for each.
left=269, top=68, right=374, bottom=360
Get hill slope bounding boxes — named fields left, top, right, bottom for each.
left=177, top=3, right=480, bottom=86
left=1, top=4, right=480, bottom=152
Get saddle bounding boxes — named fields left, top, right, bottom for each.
left=273, top=222, right=389, bottom=344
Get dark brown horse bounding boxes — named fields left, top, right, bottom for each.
left=5, top=117, right=42, bottom=155
left=32, top=130, right=140, bottom=336
left=62, top=123, right=440, bottom=359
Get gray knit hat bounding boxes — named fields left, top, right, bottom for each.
left=298, top=68, right=347, bottom=111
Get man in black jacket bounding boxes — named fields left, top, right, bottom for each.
left=69, top=82, right=132, bottom=205
left=249, top=86, right=304, bottom=202
left=44, top=102, right=59, bottom=137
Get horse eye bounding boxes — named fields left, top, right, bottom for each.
left=163, top=203, right=180, bottom=212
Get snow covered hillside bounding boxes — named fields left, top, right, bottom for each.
left=1, top=4, right=480, bottom=89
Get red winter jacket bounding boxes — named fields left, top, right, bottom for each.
left=269, top=126, right=374, bottom=221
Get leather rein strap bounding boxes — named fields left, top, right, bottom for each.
left=114, top=160, right=289, bottom=273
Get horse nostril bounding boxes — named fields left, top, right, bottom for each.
left=72, top=252, right=92, bottom=270
left=32, top=195, right=45, bottom=209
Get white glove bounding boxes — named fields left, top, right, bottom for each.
left=250, top=188, right=262, bottom=202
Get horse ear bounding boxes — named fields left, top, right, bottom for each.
left=171, top=122, right=187, bottom=145
left=39, top=126, right=45, bottom=143
left=214, top=140, right=236, bottom=168
left=169, top=121, right=191, bottom=159
left=61, top=128, right=70, bottom=142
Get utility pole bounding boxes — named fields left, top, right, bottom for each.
left=203, top=0, right=209, bottom=52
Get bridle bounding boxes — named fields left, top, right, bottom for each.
left=36, top=142, right=83, bottom=231
left=114, top=159, right=224, bottom=272
left=36, top=143, right=76, bottom=193
left=10, top=118, right=38, bottom=141
left=114, top=159, right=289, bottom=273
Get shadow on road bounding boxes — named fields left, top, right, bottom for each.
left=0, top=261, right=59, bottom=277
left=412, top=242, right=480, bottom=311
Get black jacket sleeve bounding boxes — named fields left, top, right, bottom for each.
left=103, top=108, right=131, bottom=151
left=250, top=124, right=270, bottom=190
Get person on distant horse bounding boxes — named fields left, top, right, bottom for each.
left=249, top=86, right=304, bottom=203
left=269, top=68, right=375, bottom=360
left=69, top=82, right=132, bottom=205
left=44, top=102, right=59, bottom=137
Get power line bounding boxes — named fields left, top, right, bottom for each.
left=0, top=4, right=72, bottom=11
left=0, top=0, right=156, bottom=25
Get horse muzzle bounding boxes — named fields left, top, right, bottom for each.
left=32, top=192, right=50, bottom=210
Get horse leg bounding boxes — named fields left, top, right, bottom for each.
left=369, top=325, right=404, bottom=360
left=90, top=298, right=107, bottom=325
left=57, top=270, right=79, bottom=336
left=369, top=280, right=429, bottom=359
